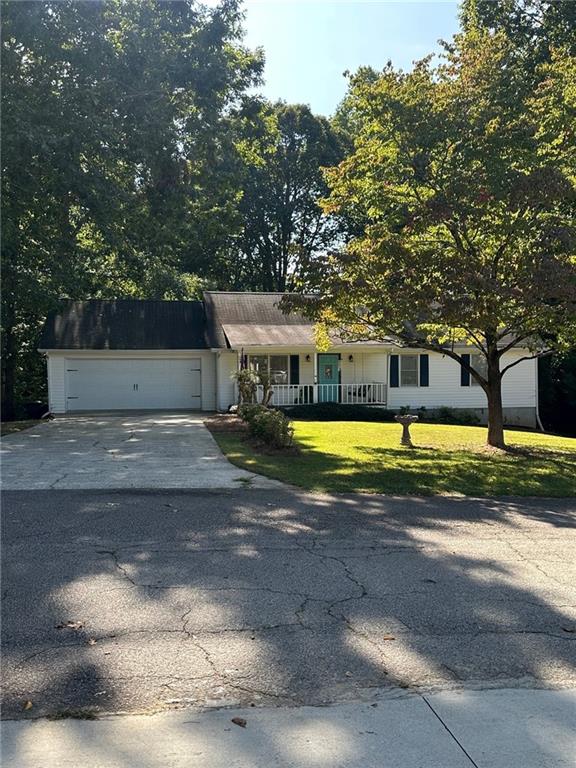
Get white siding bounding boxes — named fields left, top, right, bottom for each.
left=216, top=351, right=237, bottom=411
left=360, top=353, right=388, bottom=384
left=298, top=353, right=315, bottom=385
left=47, top=355, right=66, bottom=414
left=200, top=353, right=216, bottom=411
left=387, top=349, right=536, bottom=409
left=341, top=352, right=387, bottom=385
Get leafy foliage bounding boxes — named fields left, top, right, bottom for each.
left=233, top=368, right=259, bottom=404
left=285, top=27, right=576, bottom=447
left=1, top=0, right=262, bottom=417
left=461, top=0, right=576, bottom=68
left=539, top=351, right=576, bottom=436
left=238, top=404, right=294, bottom=449
left=280, top=403, right=397, bottom=422
left=228, top=102, right=346, bottom=290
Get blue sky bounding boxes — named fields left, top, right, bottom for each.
left=242, top=1, right=461, bottom=115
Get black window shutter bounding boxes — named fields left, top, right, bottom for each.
left=419, top=354, right=429, bottom=387
left=461, top=354, right=470, bottom=386
left=289, top=355, right=300, bottom=385
left=390, top=355, right=399, bottom=387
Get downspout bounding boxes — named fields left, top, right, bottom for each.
left=385, top=351, right=389, bottom=408
left=535, top=356, right=545, bottom=432
left=215, top=351, right=220, bottom=412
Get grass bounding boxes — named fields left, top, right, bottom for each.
left=212, top=420, right=576, bottom=497
left=0, top=420, right=42, bottom=437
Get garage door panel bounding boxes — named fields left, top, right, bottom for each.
left=66, top=359, right=202, bottom=411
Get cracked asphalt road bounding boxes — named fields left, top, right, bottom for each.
left=2, top=489, right=575, bottom=719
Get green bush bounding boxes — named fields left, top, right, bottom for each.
left=238, top=403, right=262, bottom=424
left=232, top=368, right=259, bottom=404
left=433, top=406, right=480, bottom=425
left=398, top=405, right=480, bottom=425
left=279, top=402, right=481, bottom=427
left=280, top=403, right=397, bottom=422
left=239, top=404, right=294, bottom=449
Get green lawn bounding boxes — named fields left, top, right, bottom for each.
left=213, top=421, right=576, bottom=497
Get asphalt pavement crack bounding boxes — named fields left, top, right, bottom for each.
left=49, top=472, right=69, bottom=489
left=294, top=539, right=392, bottom=677
left=505, top=540, right=568, bottom=588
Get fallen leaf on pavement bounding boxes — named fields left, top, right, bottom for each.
left=87, top=638, right=97, bottom=645
left=23, top=701, right=33, bottom=711
left=231, top=717, right=247, bottom=728
left=382, top=635, right=396, bottom=641
left=55, top=621, right=83, bottom=631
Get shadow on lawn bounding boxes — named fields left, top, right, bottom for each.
left=2, top=488, right=575, bottom=766
left=242, top=425, right=575, bottom=496
left=352, top=445, right=576, bottom=496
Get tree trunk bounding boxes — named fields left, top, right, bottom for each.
left=1, top=325, right=17, bottom=422
left=1, top=285, right=18, bottom=421
left=486, top=348, right=505, bottom=448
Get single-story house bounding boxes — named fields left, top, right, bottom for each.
left=39, top=291, right=538, bottom=426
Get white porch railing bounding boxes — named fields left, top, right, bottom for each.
left=255, top=383, right=387, bottom=407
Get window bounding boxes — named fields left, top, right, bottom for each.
left=249, top=355, right=268, bottom=375
left=270, top=355, right=289, bottom=384
left=400, top=355, right=418, bottom=387
left=249, top=354, right=289, bottom=384
left=470, top=354, right=487, bottom=386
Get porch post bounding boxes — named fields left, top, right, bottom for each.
left=313, top=352, right=318, bottom=403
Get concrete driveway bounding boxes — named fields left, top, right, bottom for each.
left=0, top=414, right=279, bottom=490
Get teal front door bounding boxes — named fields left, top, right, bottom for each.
left=318, top=354, right=339, bottom=402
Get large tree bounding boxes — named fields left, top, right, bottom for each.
left=1, top=0, right=262, bottom=418
left=285, top=28, right=576, bottom=448
left=461, top=0, right=576, bottom=66
left=228, top=102, right=345, bottom=291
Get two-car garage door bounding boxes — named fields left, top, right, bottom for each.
left=66, top=358, right=202, bottom=411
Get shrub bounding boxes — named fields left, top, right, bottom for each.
left=239, top=404, right=294, bottom=449
left=238, top=403, right=262, bottom=424
left=232, top=368, right=259, bottom=404
left=280, top=403, right=397, bottom=422
left=433, top=406, right=480, bottom=425
left=397, top=405, right=480, bottom=425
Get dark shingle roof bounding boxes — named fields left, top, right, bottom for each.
left=39, top=300, right=210, bottom=350
left=204, top=292, right=309, bottom=348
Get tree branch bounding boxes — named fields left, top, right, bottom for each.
left=499, top=350, right=553, bottom=376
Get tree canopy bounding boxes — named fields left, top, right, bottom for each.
left=1, top=0, right=263, bottom=416
left=227, top=101, right=346, bottom=291
left=286, top=27, right=576, bottom=447
left=2, top=0, right=575, bottom=438
left=460, top=0, right=576, bottom=66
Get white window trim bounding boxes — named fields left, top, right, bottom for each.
left=248, top=354, right=291, bottom=385
left=399, top=354, right=420, bottom=388
left=470, top=353, right=487, bottom=387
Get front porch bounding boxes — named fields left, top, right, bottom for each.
left=217, top=347, right=391, bottom=412
left=256, top=382, right=388, bottom=407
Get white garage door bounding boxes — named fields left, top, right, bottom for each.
left=66, top=358, right=202, bottom=411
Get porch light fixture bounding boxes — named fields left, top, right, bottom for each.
left=348, top=355, right=354, bottom=362
left=305, top=354, right=311, bottom=362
